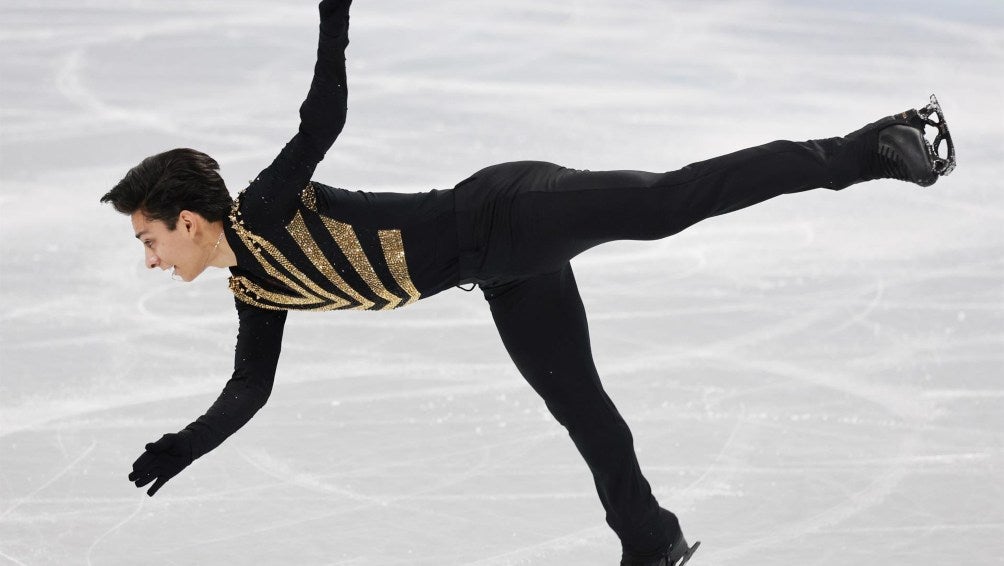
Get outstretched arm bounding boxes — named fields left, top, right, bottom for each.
left=241, top=0, right=354, bottom=223
left=297, top=0, right=353, bottom=162
left=129, top=301, right=287, bottom=496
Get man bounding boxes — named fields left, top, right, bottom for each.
left=102, top=1, right=954, bottom=564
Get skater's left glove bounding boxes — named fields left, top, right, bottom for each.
left=128, top=432, right=194, bottom=497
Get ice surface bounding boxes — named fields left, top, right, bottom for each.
left=1, top=1, right=1002, bottom=564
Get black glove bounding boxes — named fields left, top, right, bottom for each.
left=128, top=432, right=194, bottom=496
left=319, top=0, right=352, bottom=20
left=319, top=0, right=352, bottom=37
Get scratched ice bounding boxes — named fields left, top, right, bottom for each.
left=1, top=1, right=1002, bottom=565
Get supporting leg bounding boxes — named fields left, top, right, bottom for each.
left=482, top=263, right=678, bottom=555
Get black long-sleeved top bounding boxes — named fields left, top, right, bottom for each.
left=179, top=1, right=460, bottom=459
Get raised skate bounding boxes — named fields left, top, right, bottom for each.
left=849, top=94, right=957, bottom=188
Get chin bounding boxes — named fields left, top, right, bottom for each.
left=183, top=269, right=206, bottom=283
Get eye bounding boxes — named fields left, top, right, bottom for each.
left=144, top=240, right=153, bottom=248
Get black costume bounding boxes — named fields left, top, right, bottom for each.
left=158, top=0, right=876, bottom=558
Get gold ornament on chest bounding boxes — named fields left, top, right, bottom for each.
left=227, top=183, right=421, bottom=311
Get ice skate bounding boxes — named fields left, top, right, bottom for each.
left=843, top=94, right=956, bottom=188
left=621, top=531, right=701, bottom=566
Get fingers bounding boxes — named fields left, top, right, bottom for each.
left=133, top=472, right=157, bottom=488
left=145, top=434, right=174, bottom=453
left=129, top=434, right=191, bottom=497
left=129, top=462, right=164, bottom=493
left=131, top=450, right=158, bottom=472
left=147, top=477, right=168, bottom=497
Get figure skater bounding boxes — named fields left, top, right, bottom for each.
left=103, top=1, right=955, bottom=564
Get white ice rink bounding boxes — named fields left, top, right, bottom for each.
left=2, top=1, right=1002, bottom=564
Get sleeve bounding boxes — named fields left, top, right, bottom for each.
left=299, top=0, right=352, bottom=160
left=180, top=299, right=288, bottom=460
left=241, top=1, right=352, bottom=224
left=266, top=1, right=352, bottom=176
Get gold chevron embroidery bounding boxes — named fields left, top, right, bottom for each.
left=229, top=283, right=286, bottom=311
left=230, top=205, right=349, bottom=307
left=285, top=211, right=375, bottom=309
left=378, top=229, right=421, bottom=307
left=230, top=274, right=347, bottom=309
left=301, top=183, right=319, bottom=211
left=316, top=215, right=405, bottom=310
left=228, top=276, right=324, bottom=310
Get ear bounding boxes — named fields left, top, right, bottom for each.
left=177, top=210, right=197, bottom=236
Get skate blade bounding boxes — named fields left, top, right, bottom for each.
left=918, top=93, right=957, bottom=176
left=675, top=540, right=700, bottom=566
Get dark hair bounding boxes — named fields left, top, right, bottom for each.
left=100, top=148, right=233, bottom=230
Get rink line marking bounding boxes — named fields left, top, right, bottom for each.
left=0, top=441, right=96, bottom=521
left=464, top=524, right=611, bottom=566
left=231, top=427, right=562, bottom=504
left=85, top=495, right=145, bottom=566
left=670, top=408, right=750, bottom=508
left=702, top=433, right=925, bottom=563
left=0, top=359, right=513, bottom=439
left=820, top=275, right=884, bottom=336
left=922, top=389, right=1004, bottom=399
left=0, top=549, right=28, bottom=566
left=234, top=446, right=381, bottom=505
left=826, top=522, right=1004, bottom=533
left=721, top=356, right=932, bottom=421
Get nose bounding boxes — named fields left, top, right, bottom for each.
left=145, top=248, right=160, bottom=269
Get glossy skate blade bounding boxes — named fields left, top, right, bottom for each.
left=676, top=540, right=700, bottom=565
left=918, top=93, right=956, bottom=176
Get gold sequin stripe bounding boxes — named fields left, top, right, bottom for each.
left=316, top=215, right=407, bottom=311
left=229, top=278, right=348, bottom=312
left=230, top=274, right=343, bottom=310
left=301, top=182, right=319, bottom=211
left=229, top=278, right=287, bottom=311
left=230, top=199, right=320, bottom=302
left=301, top=182, right=418, bottom=310
left=230, top=202, right=349, bottom=307
left=300, top=183, right=392, bottom=310
left=285, top=211, right=376, bottom=310
left=229, top=284, right=286, bottom=311
left=378, top=229, right=421, bottom=307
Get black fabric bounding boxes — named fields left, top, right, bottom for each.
left=129, top=432, right=195, bottom=497
left=455, top=138, right=842, bottom=286
left=167, top=0, right=862, bottom=550
left=178, top=0, right=354, bottom=463
left=458, top=137, right=843, bottom=553
left=179, top=0, right=461, bottom=468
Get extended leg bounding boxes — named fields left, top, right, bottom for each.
left=482, top=98, right=953, bottom=279
left=481, top=263, right=679, bottom=556
left=500, top=137, right=847, bottom=277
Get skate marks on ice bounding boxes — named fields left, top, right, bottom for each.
left=572, top=215, right=1002, bottom=564
left=3, top=0, right=1004, bottom=564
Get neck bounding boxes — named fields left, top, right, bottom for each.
left=206, top=221, right=238, bottom=268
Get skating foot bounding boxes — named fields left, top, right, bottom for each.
left=621, top=532, right=700, bottom=566
left=854, top=94, right=957, bottom=187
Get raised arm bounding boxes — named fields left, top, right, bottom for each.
left=128, top=301, right=287, bottom=496
left=297, top=0, right=353, bottom=161
left=241, top=0, right=354, bottom=222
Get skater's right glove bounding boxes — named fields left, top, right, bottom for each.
left=128, top=432, right=194, bottom=497
left=319, top=0, right=352, bottom=20
left=319, top=0, right=352, bottom=37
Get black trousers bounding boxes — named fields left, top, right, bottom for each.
left=453, top=137, right=851, bottom=554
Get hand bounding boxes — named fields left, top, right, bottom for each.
left=128, top=432, right=194, bottom=496
left=319, top=0, right=352, bottom=20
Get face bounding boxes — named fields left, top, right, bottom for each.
left=131, top=210, right=208, bottom=282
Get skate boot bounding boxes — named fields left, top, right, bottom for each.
left=835, top=94, right=956, bottom=188
left=620, top=531, right=700, bottom=566
left=620, top=509, right=700, bottom=566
